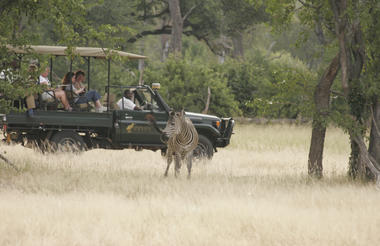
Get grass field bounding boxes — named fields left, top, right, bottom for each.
left=1, top=124, right=380, bottom=245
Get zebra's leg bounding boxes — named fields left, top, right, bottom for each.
left=186, top=152, right=193, bottom=179
left=174, top=153, right=181, bottom=177
left=164, top=152, right=173, bottom=177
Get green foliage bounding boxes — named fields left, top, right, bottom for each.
left=144, top=57, right=241, bottom=117
left=218, top=50, right=316, bottom=118
left=0, top=0, right=90, bottom=113
left=143, top=49, right=316, bottom=119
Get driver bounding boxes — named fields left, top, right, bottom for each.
left=117, top=89, right=141, bottom=111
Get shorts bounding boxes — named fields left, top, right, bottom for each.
left=41, top=91, right=55, bottom=102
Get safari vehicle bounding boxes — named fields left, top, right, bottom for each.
left=1, top=45, right=234, bottom=159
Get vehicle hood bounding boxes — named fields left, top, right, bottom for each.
left=185, top=112, right=220, bottom=123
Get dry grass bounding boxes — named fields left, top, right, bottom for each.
left=1, top=124, right=380, bottom=246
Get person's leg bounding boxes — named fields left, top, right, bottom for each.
left=54, top=89, right=72, bottom=110
left=86, top=90, right=102, bottom=109
left=95, top=99, right=102, bottom=108
left=25, top=94, right=35, bottom=117
left=25, top=94, right=35, bottom=110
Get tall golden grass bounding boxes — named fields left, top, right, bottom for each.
left=1, top=124, right=379, bottom=246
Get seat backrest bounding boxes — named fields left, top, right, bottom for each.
left=64, top=84, right=76, bottom=107
left=103, top=92, right=117, bottom=110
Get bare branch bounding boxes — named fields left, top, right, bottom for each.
left=0, top=153, right=19, bottom=172
left=127, top=25, right=171, bottom=43
left=182, top=4, right=199, bottom=21
left=138, top=7, right=169, bottom=21
left=298, top=0, right=322, bottom=9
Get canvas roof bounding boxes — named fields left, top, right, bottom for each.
left=6, top=45, right=147, bottom=59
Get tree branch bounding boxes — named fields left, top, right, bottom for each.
left=0, top=153, right=19, bottom=172
left=127, top=25, right=172, bottom=43
left=183, top=31, right=221, bottom=55
left=298, top=0, right=322, bottom=9
left=137, top=7, right=169, bottom=21
left=182, top=4, right=199, bottom=21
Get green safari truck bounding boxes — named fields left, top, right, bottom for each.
left=0, top=45, right=234, bottom=159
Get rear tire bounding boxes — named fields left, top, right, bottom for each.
left=50, top=131, right=87, bottom=152
left=193, top=135, right=213, bottom=160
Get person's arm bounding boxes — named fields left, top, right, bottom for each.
left=72, top=82, right=85, bottom=95
left=116, top=98, right=123, bottom=110
left=39, top=81, right=53, bottom=90
left=134, top=105, right=142, bottom=111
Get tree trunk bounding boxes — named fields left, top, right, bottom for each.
left=232, top=32, right=244, bottom=60
left=161, top=34, right=170, bottom=61
left=347, top=20, right=366, bottom=179
left=308, top=53, right=340, bottom=178
left=331, top=0, right=371, bottom=180
left=202, top=87, right=211, bottom=114
left=369, top=99, right=380, bottom=168
left=168, top=0, right=183, bottom=56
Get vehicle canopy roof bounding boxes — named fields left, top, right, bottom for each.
left=6, top=45, right=147, bottom=59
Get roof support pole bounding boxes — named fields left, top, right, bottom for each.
left=107, top=58, right=111, bottom=112
left=49, top=56, right=53, bottom=82
left=87, top=57, right=90, bottom=90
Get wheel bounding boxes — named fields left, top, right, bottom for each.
left=50, top=131, right=87, bottom=152
left=193, top=135, right=214, bottom=160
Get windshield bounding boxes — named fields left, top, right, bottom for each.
left=134, top=88, right=162, bottom=111
left=105, top=87, right=164, bottom=111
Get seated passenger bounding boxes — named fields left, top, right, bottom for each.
left=25, top=63, right=38, bottom=117
left=38, top=67, right=72, bottom=111
left=61, top=71, right=75, bottom=91
left=117, top=89, right=141, bottom=111
left=71, top=70, right=103, bottom=112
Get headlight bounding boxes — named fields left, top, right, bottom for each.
left=213, top=120, right=221, bottom=129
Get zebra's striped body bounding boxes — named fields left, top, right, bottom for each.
left=162, top=110, right=199, bottom=178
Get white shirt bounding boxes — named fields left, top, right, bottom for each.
left=117, top=97, right=136, bottom=110
left=39, top=75, right=50, bottom=86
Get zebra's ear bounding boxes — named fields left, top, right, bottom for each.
left=180, top=109, right=185, bottom=116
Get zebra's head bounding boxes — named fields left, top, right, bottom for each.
left=162, top=110, right=186, bottom=142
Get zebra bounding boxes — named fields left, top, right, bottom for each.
left=147, top=110, right=199, bottom=178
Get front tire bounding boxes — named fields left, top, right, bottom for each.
left=193, top=135, right=213, bottom=160
left=50, top=131, right=87, bottom=152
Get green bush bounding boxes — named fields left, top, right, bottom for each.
left=144, top=57, right=241, bottom=117
left=219, top=51, right=317, bottom=118
left=144, top=51, right=316, bottom=118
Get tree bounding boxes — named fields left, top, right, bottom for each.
left=220, top=0, right=268, bottom=59
left=330, top=0, right=370, bottom=179
left=308, top=53, right=340, bottom=178
left=0, top=0, right=88, bottom=113
left=266, top=0, right=380, bottom=180
left=365, top=2, right=380, bottom=175
left=267, top=0, right=339, bottom=178
left=168, top=0, right=183, bottom=55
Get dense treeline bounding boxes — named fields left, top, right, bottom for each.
left=0, top=0, right=318, bottom=118
left=1, top=0, right=380, bottom=180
